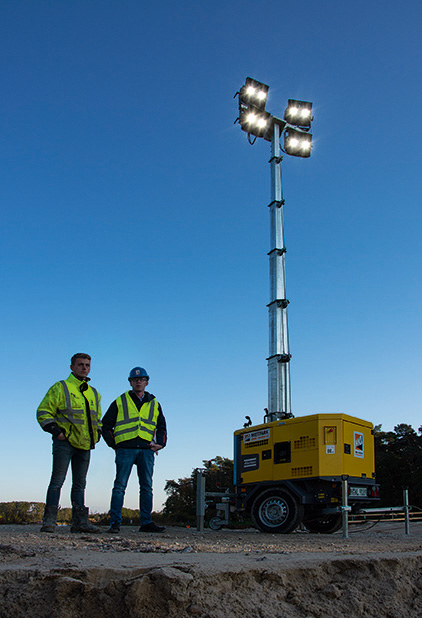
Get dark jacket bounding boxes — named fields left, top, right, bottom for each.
left=101, top=390, right=167, bottom=450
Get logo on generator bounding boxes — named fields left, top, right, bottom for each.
left=354, top=432, right=364, bottom=458
left=243, top=428, right=271, bottom=444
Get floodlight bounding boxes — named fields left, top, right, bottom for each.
left=239, top=77, right=269, bottom=111
left=283, top=128, right=312, bottom=157
left=284, top=99, right=313, bottom=129
left=239, top=105, right=272, bottom=138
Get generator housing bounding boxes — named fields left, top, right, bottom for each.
left=233, top=413, right=380, bottom=533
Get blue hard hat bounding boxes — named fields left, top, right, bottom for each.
left=128, top=366, right=149, bottom=380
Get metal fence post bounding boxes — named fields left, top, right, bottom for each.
left=196, top=469, right=206, bottom=532
left=342, top=475, right=349, bottom=539
left=403, top=487, right=410, bottom=536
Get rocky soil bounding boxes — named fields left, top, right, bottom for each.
left=1, top=521, right=422, bottom=617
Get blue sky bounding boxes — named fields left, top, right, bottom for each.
left=1, top=0, right=421, bottom=513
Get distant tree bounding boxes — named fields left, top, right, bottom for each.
left=57, top=508, right=72, bottom=523
left=201, top=456, right=234, bottom=492
left=374, top=424, right=422, bottom=507
left=0, top=502, right=44, bottom=524
left=121, top=507, right=140, bottom=525
left=163, top=456, right=234, bottom=523
left=163, top=477, right=197, bottom=523
left=95, top=507, right=140, bottom=526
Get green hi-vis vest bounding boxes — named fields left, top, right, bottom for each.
left=37, top=374, right=101, bottom=450
left=114, top=391, right=159, bottom=445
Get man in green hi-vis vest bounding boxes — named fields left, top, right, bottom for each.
left=102, top=366, right=167, bottom=534
left=36, top=353, right=102, bottom=533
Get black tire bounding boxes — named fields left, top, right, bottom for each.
left=251, top=489, right=303, bottom=534
left=303, top=514, right=342, bottom=534
left=208, top=516, right=223, bottom=531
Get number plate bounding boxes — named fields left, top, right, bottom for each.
left=349, top=486, right=368, bottom=497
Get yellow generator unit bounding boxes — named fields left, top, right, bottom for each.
left=234, top=413, right=380, bottom=533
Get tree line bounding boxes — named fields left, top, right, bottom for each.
left=0, top=503, right=156, bottom=526
left=2, top=424, right=421, bottom=525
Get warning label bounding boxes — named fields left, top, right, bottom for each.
left=354, top=432, right=364, bottom=458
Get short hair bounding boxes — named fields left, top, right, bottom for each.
left=71, top=353, right=91, bottom=365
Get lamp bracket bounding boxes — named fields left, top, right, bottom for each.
left=267, top=299, right=289, bottom=309
left=268, top=199, right=285, bottom=208
left=267, top=248, right=286, bottom=256
left=269, top=155, right=283, bottom=164
left=266, top=353, right=292, bottom=363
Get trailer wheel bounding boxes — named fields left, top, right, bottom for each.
left=303, top=514, right=342, bottom=534
left=251, top=489, right=303, bottom=534
left=208, top=516, right=223, bottom=531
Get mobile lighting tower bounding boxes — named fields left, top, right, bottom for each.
left=235, top=77, right=313, bottom=421
left=198, top=87, right=379, bottom=534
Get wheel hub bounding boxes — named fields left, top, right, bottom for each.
left=259, top=498, right=289, bottom=527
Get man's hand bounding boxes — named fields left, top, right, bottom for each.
left=150, top=443, right=163, bottom=452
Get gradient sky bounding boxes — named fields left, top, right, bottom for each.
left=1, top=0, right=421, bottom=513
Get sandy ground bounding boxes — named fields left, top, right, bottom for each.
left=1, top=521, right=422, bottom=617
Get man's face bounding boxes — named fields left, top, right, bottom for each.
left=130, top=377, right=149, bottom=397
left=71, top=358, right=91, bottom=379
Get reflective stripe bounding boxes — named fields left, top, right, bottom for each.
left=38, top=414, right=56, bottom=428
left=114, top=393, right=139, bottom=427
left=115, top=425, right=155, bottom=439
left=146, top=400, right=155, bottom=423
left=121, top=393, right=130, bottom=421
left=114, top=394, right=159, bottom=444
left=91, top=386, right=99, bottom=413
left=59, top=380, right=99, bottom=426
left=37, top=374, right=101, bottom=450
left=57, top=408, right=85, bottom=417
left=60, top=380, right=71, bottom=409
left=55, top=416, right=85, bottom=424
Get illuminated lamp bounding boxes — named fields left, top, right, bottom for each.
left=239, top=77, right=269, bottom=111
left=239, top=105, right=272, bottom=138
left=284, top=99, right=313, bottom=129
left=283, top=128, right=312, bottom=157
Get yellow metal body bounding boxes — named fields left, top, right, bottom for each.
left=234, top=413, right=375, bottom=485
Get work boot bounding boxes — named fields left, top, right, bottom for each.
left=139, top=522, right=165, bottom=533
left=71, top=506, right=100, bottom=533
left=40, top=505, right=58, bottom=533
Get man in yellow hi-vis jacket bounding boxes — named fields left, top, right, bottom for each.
left=36, top=353, right=101, bottom=533
left=102, top=366, right=167, bottom=534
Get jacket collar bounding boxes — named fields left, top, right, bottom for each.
left=68, top=373, right=90, bottom=386
left=128, top=389, right=154, bottom=403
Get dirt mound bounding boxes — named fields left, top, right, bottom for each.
left=1, top=523, right=422, bottom=617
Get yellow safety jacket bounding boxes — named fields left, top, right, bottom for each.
left=37, top=373, right=102, bottom=450
left=114, top=391, right=159, bottom=445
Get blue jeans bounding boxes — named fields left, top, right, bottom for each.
left=45, top=438, right=90, bottom=508
left=110, top=448, right=155, bottom=526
